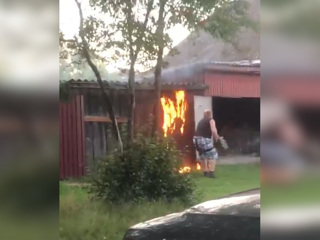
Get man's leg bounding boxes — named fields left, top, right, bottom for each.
left=202, top=159, right=208, bottom=176
left=211, top=159, right=217, bottom=171
left=208, top=159, right=216, bottom=178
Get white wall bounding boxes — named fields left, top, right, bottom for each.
left=193, top=96, right=212, bottom=130
left=193, top=96, right=212, bottom=161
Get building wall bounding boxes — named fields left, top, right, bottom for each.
left=59, top=88, right=205, bottom=179
left=60, top=70, right=261, bottom=179
left=135, top=91, right=156, bottom=129
left=60, top=95, right=86, bottom=179
left=60, top=91, right=128, bottom=179
left=204, top=71, right=260, bottom=98
left=265, top=76, right=320, bottom=106
left=183, top=90, right=205, bottom=166
left=83, top=89, right=128, bottom=170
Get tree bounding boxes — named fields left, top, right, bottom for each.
left=90, top=0, right=157, bottom=143
left=151, top=0, right=257, bottom=134
left=62, top=0, right=256, bottom=143
left=74, top=0, right=123, bottom=153
left=152, top=0, right=167, bottom=135
left=59, top=30, right=122, bottom=81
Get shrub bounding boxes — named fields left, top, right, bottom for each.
left=88, top=134, right=196, bottom=204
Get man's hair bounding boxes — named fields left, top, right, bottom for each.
left=204, top=109, right=212, bottom=118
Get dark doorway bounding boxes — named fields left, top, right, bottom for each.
left=293, top=107, right=320, bottom=139
left=212, top=97, right=260, bottom=155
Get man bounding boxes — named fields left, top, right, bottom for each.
left=193, top=110, right=220, bottom=178
left=261, top=99, right=305, bottom=185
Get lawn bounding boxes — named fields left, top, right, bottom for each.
left=60, top=164, right=260, bottom=240
left=261, top=175, right=320, bottom=208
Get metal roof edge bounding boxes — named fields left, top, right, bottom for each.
left=62, top=79, right=208, bottom=90
left=211, top=60, right=260, bottom=67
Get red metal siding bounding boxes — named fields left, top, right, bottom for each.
left=204, top=71, right=260, bottom=98
left=266, top=76, right=320, bottom=106
left=60, top=95, right=85, bottom=179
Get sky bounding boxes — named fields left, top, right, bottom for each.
left=59, top=0, right=191, bottom=77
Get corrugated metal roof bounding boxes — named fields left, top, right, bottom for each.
left=140, top=60, right=260, bottom=85
left=213, top=60, right=260, bottom=67
left=60, top=79, right=129, bottom=86
left=60, top=79, right=208, bottom=90
left=60, top=58, right=260, bottom=91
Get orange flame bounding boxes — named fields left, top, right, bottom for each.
left=197, top=163, right=201, bottom=170
left=179, top=166, right=191, bottom=174
left=161, top=91, right=187, bottom=137
left=178, top=164, right=201, bottom=174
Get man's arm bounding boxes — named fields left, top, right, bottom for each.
left=210, top=119, right=219, bottom=141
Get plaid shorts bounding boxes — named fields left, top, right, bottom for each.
left=193, top=136, right=218, bottom=160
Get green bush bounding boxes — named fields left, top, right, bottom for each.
left=88, top=134, right=196, bottom=204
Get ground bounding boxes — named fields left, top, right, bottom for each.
left=60, top=164, right=260, bottom=240
left=218, top=155, right=260, bottom=165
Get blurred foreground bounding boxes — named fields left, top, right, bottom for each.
left=0, top=0, right=58, bottom=239
left=261, top=0, right=320, bottom=239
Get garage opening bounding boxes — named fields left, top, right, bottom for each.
left=292, top=107, right=320, bottom=162
left=293, top=107, right=320, bottom=139
left=212, top=97, right=260, bottom=155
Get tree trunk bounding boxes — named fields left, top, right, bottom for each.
left=153, top=50, right=163, bottom=135
left=153, top=0, right=166, bottom=136
left=75, top=0, right=123, bottom=153
left=127, top=63, right=135, bottom=142
left=125, top=0, right=154, bottom=142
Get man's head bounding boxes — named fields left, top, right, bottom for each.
left=204, top=109, right=212, bottom=119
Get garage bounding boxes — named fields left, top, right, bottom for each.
left=193, top=61, right=260, bottom=157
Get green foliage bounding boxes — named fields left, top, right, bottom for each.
left=87, top=0, right=159, bottom=70
left=61, top=0, right=256, bottom=73
left=175, top=0, right=257, bottom=44
left=88, top=134, right=196, bottom=204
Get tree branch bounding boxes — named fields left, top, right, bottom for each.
left=153, top=0, right=167, bottom=135
left=74, top=0, right=123, bottom=153
left=133, top=0, right=154, bottom=60
left=126, top=0, right=135, bottom=59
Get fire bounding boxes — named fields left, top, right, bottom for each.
left=179, top=166, right=191, bottom=174
left=178, top=164, right=201, bottom=174
left=161, top=91, right=187, bottom=137
left=197, top=163, right=201, bottom=170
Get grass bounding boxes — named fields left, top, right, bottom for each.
left=195, top=164, right=260, bottom=201
left=60, top=164, right=260, bottom=240
left=261, top=175, right=320, bottom=208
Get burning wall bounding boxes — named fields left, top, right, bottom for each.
left=161, top=91, right=187, bottom=137
left=160, top=90, right=201, bottom=173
